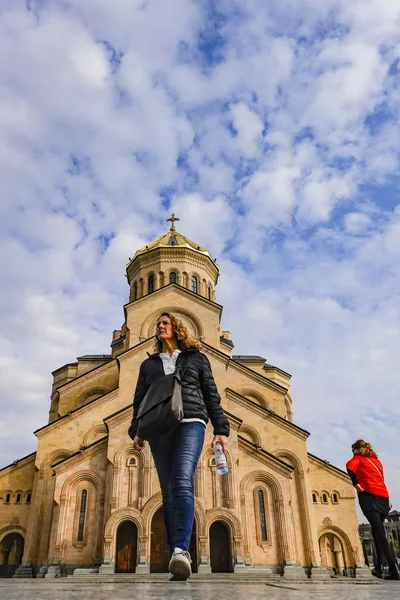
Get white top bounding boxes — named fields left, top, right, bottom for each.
left=159, top=349, right=206, bottom=427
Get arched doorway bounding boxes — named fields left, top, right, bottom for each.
left=115, top=521, right=137, bottom=573
left=210, top=521, right=232, bottom=573
left=150, top=508, right=198, bottom=573
left=0, top=533, right=24, bottom=577
left=319, top=533, right=347, bottom=576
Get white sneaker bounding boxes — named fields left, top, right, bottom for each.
left=168, top=547, right=192, bottom=581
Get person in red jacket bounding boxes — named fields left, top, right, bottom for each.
left=346, top=439, right=399, bottom=580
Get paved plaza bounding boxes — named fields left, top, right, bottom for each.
left=0, top=579, right=399, bottom=600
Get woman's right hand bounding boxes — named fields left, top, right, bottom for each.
left=133, top=436, right=145, bottom=451
left=355, top=484, right=364, bottom=493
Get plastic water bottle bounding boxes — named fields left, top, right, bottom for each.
left=214, top=442, right=228, bottom=476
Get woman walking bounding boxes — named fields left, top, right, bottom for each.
left=128, top=312, right=229, bottom=580
left=346, top=440, right=399, bottom=580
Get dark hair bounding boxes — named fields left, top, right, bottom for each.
left=351, top=439, right=377, bottom=458
left=155, top=312, right=202, bottom=353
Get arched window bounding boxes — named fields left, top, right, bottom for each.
left=133, top=281, right=138, bottom=301
left=77, top=489, right=87, bottom=542
left=16, top=493, right=21, bottom=504
left=208, top=284, right=212, bottom=300
left=312, top=493, right=317, bottom=504
left=128, top=457, right=136, bottom=466
left=26, top=493, right=32, bottom=504
left=322, top=493, right=328, bottom=504
left=148, top=275, right=155, bottom=294
left=332, top=493, right=339, bottom=504
left=191, top=275, right=198, bottom=294
left=258, top=490, right=268, bottom=541
left=169, top=271, right=177, bottom=284
left=5, top=493, right=11, bottom=504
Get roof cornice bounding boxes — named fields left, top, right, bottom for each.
left=34, top=389, right=119, bottom=438
left=307, top=453, right=351, bottom=483
left=201, top=342, right=287, bottom=394
left=129, top=237, right=218, bottom=264
left=104, top=404, right=132, bottom=429
left=52, top=438, right=108, bottom=474
left=226, top=388, right=310, bottom=440
left=55, top=357, right=118, bottom=393
left=0, top=452, right=36, bottom=475
left=238, top=435, right=294, bottom=478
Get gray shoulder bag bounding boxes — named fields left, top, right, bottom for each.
left=135, top=364, right=184, bottom=441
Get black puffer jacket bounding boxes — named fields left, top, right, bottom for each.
left=129, top=348, right=230, bottom=439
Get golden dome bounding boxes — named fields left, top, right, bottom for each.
left=132, top=214, right=216, bottom=264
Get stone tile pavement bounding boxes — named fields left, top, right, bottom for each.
left=0, top=580, right=400, bottom=600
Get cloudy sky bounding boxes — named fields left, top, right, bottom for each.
left=1, top=0, right=400, bottom=514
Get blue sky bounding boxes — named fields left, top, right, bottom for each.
left=1, top=0, right=400, bottom=514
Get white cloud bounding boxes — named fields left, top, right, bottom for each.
left=344, top=212, right=372, bottom=235
left=230, top=102, right=264, bottom=157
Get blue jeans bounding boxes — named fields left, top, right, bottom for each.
left=150, top=422, right=205, bottom=553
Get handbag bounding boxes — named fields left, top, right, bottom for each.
left=135, top=364, right=184, bottom=441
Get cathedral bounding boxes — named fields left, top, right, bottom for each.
left=0, top=216, right=371, bottom=579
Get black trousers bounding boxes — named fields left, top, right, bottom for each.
left=365, top=511, right=396, bottom=571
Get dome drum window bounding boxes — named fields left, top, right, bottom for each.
left=148, top=275, right=155, bottom=294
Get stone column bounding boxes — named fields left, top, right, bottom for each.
left=53, top=494, right=67, bottom=562
left=99, top=538, right=114, bottom=574
left=334, top=549, right=344, bottom=575
left=233, top=536, right=247, bottom=573
left=211, top=469, right=217, bottom=507
left=111, top=465, right=119, bottom=511
left=13, top=469, right=42, bottom=577
left=128, top=466, right=135, bottom=507
left=276, top=494, right=307, bottom=580
left=239, top=493, right=252, bottom=565
left=136, top=536, right=150, bottom=574
left=298, top=470, right=330, bottom=580
left=197, top=535, right=211, bottom=573
left=143, top=465, right=151, bottom=500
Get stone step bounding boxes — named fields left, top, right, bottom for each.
left=71, top=572, right=282, bottom=582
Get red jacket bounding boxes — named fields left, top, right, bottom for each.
left=346, top=455, right=389, bottom=498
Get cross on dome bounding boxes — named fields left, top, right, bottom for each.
left=166, top=213, right=180, bottom=232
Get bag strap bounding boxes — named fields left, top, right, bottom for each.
left=173, top=353, right=189, bottom=381
left=365, top=457, right=384, bottom=481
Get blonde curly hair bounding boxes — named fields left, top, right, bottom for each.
left=155, top=312, right=202, bottom=353
left=351, top=439, right=377, bottom=458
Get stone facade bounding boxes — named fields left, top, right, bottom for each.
left=0, top=222, right=370, bottom=579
